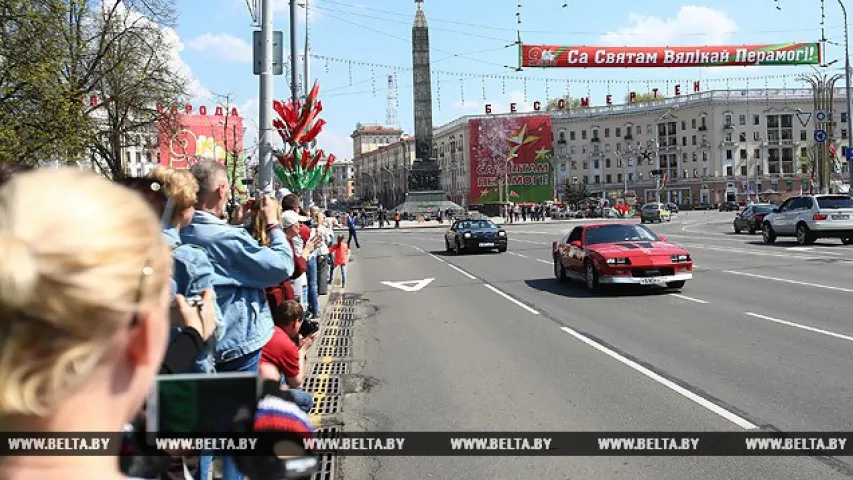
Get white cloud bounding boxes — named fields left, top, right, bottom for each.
left=453, top=91, right=534, bottom=115
left=187, top=33, right=252, bottom=63
left=160, top=27, right=210, bottom=101
left=601, top=6, right=737, bottom=46
left=316, top=128, right=353, bottom=159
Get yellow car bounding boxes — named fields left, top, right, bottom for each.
left=640, top=203, right=671, bottom=223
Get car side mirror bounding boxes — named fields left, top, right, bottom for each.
left=570, top=240, right=582, bottom=247
left=658, top=235, right=667, bottom=242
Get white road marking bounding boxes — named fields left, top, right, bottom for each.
left=508, top=252, right=528, bottom=258
left=428, top=254, right=446, bottom=263
left=559, top=325, right=758, bottom=430
left=536, top=258, right=552, bottom=264
left=670, top=294, right=708, bottom=304
left=446, top=263, right=478, bottom=280
left=484, top=284, right=540, bottom=314
left=513, top=239, right=549, bottom=245
left=787, top=247, right=814, bottom=251
left=745, top=312, right=853, bottom=343
left=723, top=270, right=853, bottom=293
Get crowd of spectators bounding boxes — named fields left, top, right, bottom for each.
left=0, top=160, right=349, bottom=480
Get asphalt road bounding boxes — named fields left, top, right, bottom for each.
left=336, top=211, right=853, bottom=479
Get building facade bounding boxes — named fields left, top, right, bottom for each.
left=433, top=120, right=470, bottom=206
left=352, top=136, right=416, bottom=207
left=321, top=157, right=355, bottom=204
left=419, top=87, right=849, bottom=206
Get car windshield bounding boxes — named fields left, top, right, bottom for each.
left=585, top=224, right=660, bottom=245
left=457, top=220, right=496, bottom=230
left=753, top=205, right=774, bottom=214
left=642, top=204, right=659, bottom=210
left=816, top=196, right=853, bottom=209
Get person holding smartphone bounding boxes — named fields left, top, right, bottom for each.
left=260, top=300, right=318, bottom=413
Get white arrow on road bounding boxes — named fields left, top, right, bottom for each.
left=381, top=278, right=434, bottom=292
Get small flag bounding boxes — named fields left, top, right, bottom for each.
left=509, top=190, right=520, bottom=198
left=828, top=143, right=837, bottom=158
left=658, top=174, right=668, bottom=191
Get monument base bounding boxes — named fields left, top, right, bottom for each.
left=393, top=190, right=464, bottom=219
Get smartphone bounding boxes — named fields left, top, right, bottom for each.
left=146, top=372, right=261, bottom=434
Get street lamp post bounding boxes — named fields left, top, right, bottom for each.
left=839, top=0, right=853, bottom=187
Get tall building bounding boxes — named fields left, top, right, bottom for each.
left=350, top=123, right=403, bottom=157
left=320, top=157, right=355, bottom=205
left=353, top=137, right=416, bottom=206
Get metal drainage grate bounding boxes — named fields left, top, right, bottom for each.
left=310, top=395, right=341, bottom=415
left=327, top=311, right=356, bottom=321
left=302, top=376, right=341, bottom=395
left=323, top=319, right=354, bottom=328
left=312, top=362, right=350, bottom=375
left=316, top=345, right=351, bottom=358
left=341, top=298, right=361, bottom=305
left=319, top=336, right=350, bottom=347
left=321, top=327, right=353, bottom=337
left=310, top=453, right=336, bottom=480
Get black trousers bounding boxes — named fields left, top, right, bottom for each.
left=317, top=254, right=330, bottom=295
left=348, top=228, right=360, bottom=248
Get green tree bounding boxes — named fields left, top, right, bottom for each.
left=624, top=92, right=668, bottom=104
left=562, top=179, right=589, bottom=207
left=546, top=96, right=583, bottom=111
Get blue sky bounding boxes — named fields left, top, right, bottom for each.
left=173, top=0, right=849, bottom=160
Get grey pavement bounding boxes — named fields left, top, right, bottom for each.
left=329, top=211, right=853, bottom=479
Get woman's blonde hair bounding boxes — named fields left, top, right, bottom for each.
left=250, top=196, right=281, bottom=246
left=148, top=166, right=199, bottom=224
left=0, top=169, right=172, bottom=416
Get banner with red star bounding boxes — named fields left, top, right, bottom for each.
left=468, top=114, right=554, bottom=204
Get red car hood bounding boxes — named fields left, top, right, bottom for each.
left=588, top=241, right=688, bottom=257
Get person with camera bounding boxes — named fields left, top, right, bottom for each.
left=260, top=300, right=317, bottom=413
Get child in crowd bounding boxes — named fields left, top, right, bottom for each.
left=260, top=300, right=317, bottom=413
left=328, top=234, right=350, bottom=288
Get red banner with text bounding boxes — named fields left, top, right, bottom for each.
left=521, top=43, right=821, bottom=68
left=159, top=114, right=244, bottom=169
left=469, top=115, right=554, bottom=204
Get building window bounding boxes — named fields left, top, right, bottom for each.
left=558, top=130, right=566, bottom=142
left=753, top=114, right=760, bottom=125
left=615, top=127, right=621, bottom=137
left=628, top=158, right=634, bottom=166
left=617, top=173, right=623, bottom=182
left=754, top=148, right=761, bottom=158
left=692, top=135, right=696, bottom=145
left=726, top=165, right=734, bottom=176
left=691, top=118, right=697, bottom=129
left=753, top=131, right=760, bottom=141
left=594, top=175, right=600, bottom=184
left=725, top=131, right=733, bottom=142
left=683, top=169, right=688, bottom=178
left=571, top=161, right=577, bottom=169
left=617, top=158, right=622, bottom=168
left=594, top=159, right=600, bottom=169
left=693, top=168, right=699, bottom=177
left=605, top=143, right=611, bottom=152
left=682, top=136, right=687, bottom=146
left=582, top=130, right=587, bottom=140
left=626, top=126, right=633, bottom=138
left=570, top=131, right=576, bottom=141
left=606, top=174, right=612, bottom=183
left=740, top=149, right=747, bottom=160
left=593, top=144, right=600, bottom=153
left=724, top=114, right=733, bottom=126
left=682, top=152, right=688, bottom=163
left=680, top=121, right=686, bottom=131
left=582, top=145, right=587, bottom=154
left=739, top=132, right=746, bottom=142
left=605, top=158, right=611, bottom=168
left=636, top=125, right=642, bottom=135
left=844, top=130, right=849, bottom=140
left=638, top=172, right=644, bottom=180
left=739, top=114, right=746, bottom=125
left=571, top=145, right=576, bottom=154
left=616, top=143, right=622, bottom=152
left=560, top=162, right=566, bottom=171
left=628, top=173, right=634, bottom=182
left=800, top=130, right=807, bottom=141
left=843, top=112, right=848, bottom=123
left=692, top=152, right=698, bottom=162
left=741, top=165, right=747, bottom=175
left=583, top=161, right=588, bottom=169
left=700, top=115, right=707, bottom=129
left=726, top=150, right=733, bottom=160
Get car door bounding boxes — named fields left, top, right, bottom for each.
left=447, top=221, right=459, bottom=247
left=793, top=197, right=815, bottom=226
left=772, top=198, right=796, bottom=234
left=736, top=206, right=752, bottom=230
left=560, top=227, right=584, bottom=276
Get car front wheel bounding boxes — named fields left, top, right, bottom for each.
left=796, top=223, right=815, bottom=246
left=585, top=261, right=601, bottom=292
left=762, top=224, right=777, bottom=244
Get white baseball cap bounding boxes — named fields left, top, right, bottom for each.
left=282, top=209, right=308, bottom=228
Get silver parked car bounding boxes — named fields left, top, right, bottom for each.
left=761, top=195, right=853, bottom=245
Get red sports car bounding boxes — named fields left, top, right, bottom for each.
left=552, top=223, right=693, bottom=292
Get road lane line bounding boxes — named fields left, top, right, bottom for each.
left=428, top=254, right=446, bottom=263
left=745, top=312, right=853, bottom=343
left=723, top=270, right=853, bottom=293
left=513, top=239, right=549, bottom=245
left=508, top=252, right=528, bottom=258
left=559, top=326, right=758, bottom=430
left=446, top=263, right=477, bottom=280
left=483, top=284, right=540, bottom=315
left=670, top=294, right=708, bottom=304
left=536, top=258, right=552, bottom=265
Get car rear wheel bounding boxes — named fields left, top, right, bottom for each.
left=554, top=256, right=567, bottom=282
left=585, top=261, right=601, bottom=292
left=497, top=245, right=507, bottom=253
left=667, top=280, right=686, bottom=290
left=842, top=237, right=853, bottom=245
left=762, top=224, right=776, bottom=244
left=748, top=224, right=756, bottom=235
left=796, top=223, right=815, bottom=246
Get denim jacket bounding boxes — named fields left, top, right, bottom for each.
left=162, top=228, right=226, bottom=344
left=180, top=212, right=294, bottom=363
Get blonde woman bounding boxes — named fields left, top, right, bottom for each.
left=0, top=169, right=199, bottom=479
left=313, top=210, right=333, bottom=295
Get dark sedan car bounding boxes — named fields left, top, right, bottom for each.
left=733, top=204, right=775, bottom=234
left=445, top=218, right=507, bottom=254
left=719, top=201, right=740, bottom=212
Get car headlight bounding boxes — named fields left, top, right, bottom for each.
left=498, top=231, right=506, bottom=236
left=463, top=232, right=472, bottom=238
left=606, top=257, right=631, bottom=265
left=671, top=254, right=691, bottom=262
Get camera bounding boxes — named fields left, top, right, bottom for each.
left=299, top=318, right=320, bottom=338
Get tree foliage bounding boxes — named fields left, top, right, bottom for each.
left=0, top=0, right=187, bottom=177
left=624, top=92, right=667, bottom=104
left=546, top=96, right=583, bottom=111
left=562, top=179, right=589, bottom=207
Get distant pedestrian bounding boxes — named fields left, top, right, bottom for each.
left=346, top=213, right=360, bottom=248
left=394, top=210, right=401, bottom=228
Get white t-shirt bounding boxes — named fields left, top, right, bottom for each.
left=317, top=225, right=333, bottom=255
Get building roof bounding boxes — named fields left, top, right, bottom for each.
left=351, top=124, right=404, bottom=137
